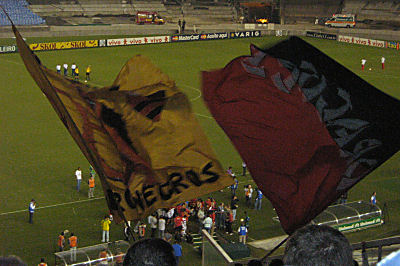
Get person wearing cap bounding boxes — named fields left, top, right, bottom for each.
left=29, top=199, right=36, bottom=224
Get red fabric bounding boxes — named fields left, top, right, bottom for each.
left=174, top=216, right=183, bottom=227
left=202, top=49, right=347, bottom=234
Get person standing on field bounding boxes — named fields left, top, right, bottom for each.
left=29, top=199, right=36, bottom=224
left=56, top=64, right=61, bottom=74
left=85, top=65, right=91, bottom=82
left=361, top=58, right=366, bottom=70
left=75, top=167, right=82, bottom=192
left=58, top=231, right=65, bottom=251
left=101, top=215, right=112, bottom=242
left=63, top=63, right=68, bottom=76
left=381, top=56, right=385, bottom=70
left=71, top=63, right=76, bottom=77
left=88, top=175, right=95, bottom=198
left=69, top=233, right=78, bottom=262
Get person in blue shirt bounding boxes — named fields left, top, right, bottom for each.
left=254, top=188, right=263, bottom=210
left=28, top=199, right=36, bottom=224
left=230, top=177, right=239, bottom=196
left=370, top=191, right=377, bottom=205
left=238, top=221, right=248, bottom=244
left=172, top=239, right=182, bottom=265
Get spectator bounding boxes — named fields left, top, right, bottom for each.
left=138, top=222, right=146, bottom=239
left=203, top=214, right=213, bottom=233
left=227, top=166, right=235, bottom=178
left=231, top=177, right=239, bottom=196
left=149, top=214, right=158, bottom=238
left=38, top=257, right=48, bottom=266
left=238, top=221, right=248, bottom=244
left=182, top=20, right=186, bottom=33
left=28, top=199, right=36, bottom=224
left=159, top=216, right=166, bottom=239
left=340, top=191, right=348, bottom=204
left=172, top=239, right=182, bottom=265
left=197, top=207, right=205, bottom=233
left=254, top=188, right=263, bottom=210
left=225, top=208, right=234, bottom=235
left=231, top=195, right=239, bottom=221
left=245, top=185, right=253, bottom=206
left=98, top=249, right=108, bottom=266
left=174, top=214, right=183, bottom=234
left=123, top=238, right=176, bottom=266
left=216, top=202, right=225, bottom=230
left=283, top=224, right=353, bottom=266
left=101, top=215, right=111, bottom=242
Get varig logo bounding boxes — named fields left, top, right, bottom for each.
left=229, top=31, right=261, bottom=39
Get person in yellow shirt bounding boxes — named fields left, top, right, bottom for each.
left=101, top=215, right=111, bottom=242
left=85, top=65, right=91, bottom=82
left=74, top=67, right=79, bottom=81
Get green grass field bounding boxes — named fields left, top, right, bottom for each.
left=1, top=34, right=400, bottom=265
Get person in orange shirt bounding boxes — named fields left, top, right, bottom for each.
left=69, top=232, right=78, bottom=262
left=115, top=250, right=124, bottom=266
left=58, top=231, right=65, bottom=251
left=38, top=258, right=48, bottom=266
left=88, top=175, right=95, bottom=198
left=98, top=249, right=108, bottom=266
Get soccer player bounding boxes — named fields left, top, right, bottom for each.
left=381, top=56, right=385, bottom=70
left=75, top=67, right=79, bottom=81
left=75, top=167, right=82, bottom=192
left=63, top=63, right=68, bottom=76
left=56, top=64, right=61, bottom=74
left=85, top=65, right=91, bottom=82
left=361, top=58, right=366, bottom=70
left=71, top=63, right=76, bottom=77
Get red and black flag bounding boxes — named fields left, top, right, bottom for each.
left=202, top=36, right=400, bottom=234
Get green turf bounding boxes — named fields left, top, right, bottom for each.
left=1, top=35, right=400, bottom=265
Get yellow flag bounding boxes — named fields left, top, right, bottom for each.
left=13, top=25, right=233, bottom=222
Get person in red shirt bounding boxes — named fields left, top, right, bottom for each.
left=38, top=258, right=48, bottom=266
left=174, top=215, right=183, bottom=234
left=58, top=231, right=65, bottom=251
left=225, top=208, right=234, bottom=235
left=69, top=233, right=78, bottom=262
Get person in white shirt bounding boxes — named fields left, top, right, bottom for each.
left=71, top=63, right=76, bottom=77
left=203, top=215, right=213, bottom=233
left=63, top=63, right=68, bottom=76
left=148, top=214, right=157, bottom=238
left=75, top=167, right=82, bottom=192
left=361, top=59, right=366, bottom=71
left=158, top=216, right=166, bottom=239
left=381, top=56, right=385, bottom=70
left=29, top=199, right=36, bottom=224
left=56, top=64, right=61, bottom=74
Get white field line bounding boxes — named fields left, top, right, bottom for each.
left=0, top=196, right=105, bottom=216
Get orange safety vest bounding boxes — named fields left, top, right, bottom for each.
left=58, top=235, right=64, bottom=247
left=69, top=236, right=77, bottom=247
left=38, top=263, right=48, bottom=266
left=89, top=178, right=95, bottom=188
left=139, top=225, right=146, bottom=236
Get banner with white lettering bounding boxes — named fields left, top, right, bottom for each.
left=0, top=45, right=17, bottom=53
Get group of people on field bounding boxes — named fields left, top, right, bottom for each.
left=56, top=63, right=91, bottom=82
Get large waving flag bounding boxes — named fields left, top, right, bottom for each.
left=202, top=36, right=400, bottom=234
left=13, top=25, right=233, bottom=223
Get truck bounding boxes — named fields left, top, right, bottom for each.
left=324, top=14, right=356, bottom=28
left=136, top=11, right=165, bottom=25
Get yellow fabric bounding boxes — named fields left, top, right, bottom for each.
left=13, top=25, right=234, bottom=223
left=102, top=219, right=111, bottom=231
left=86, top=66, right=91, bottom=73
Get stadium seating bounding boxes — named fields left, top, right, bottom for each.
left=0, top=0, right=45, bottom=26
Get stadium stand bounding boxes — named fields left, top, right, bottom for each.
left=281, top=0, right=341, bottom=23
left=343, top=0, right=400, bottom=23
left=0, top=0, right=45, bottom=26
